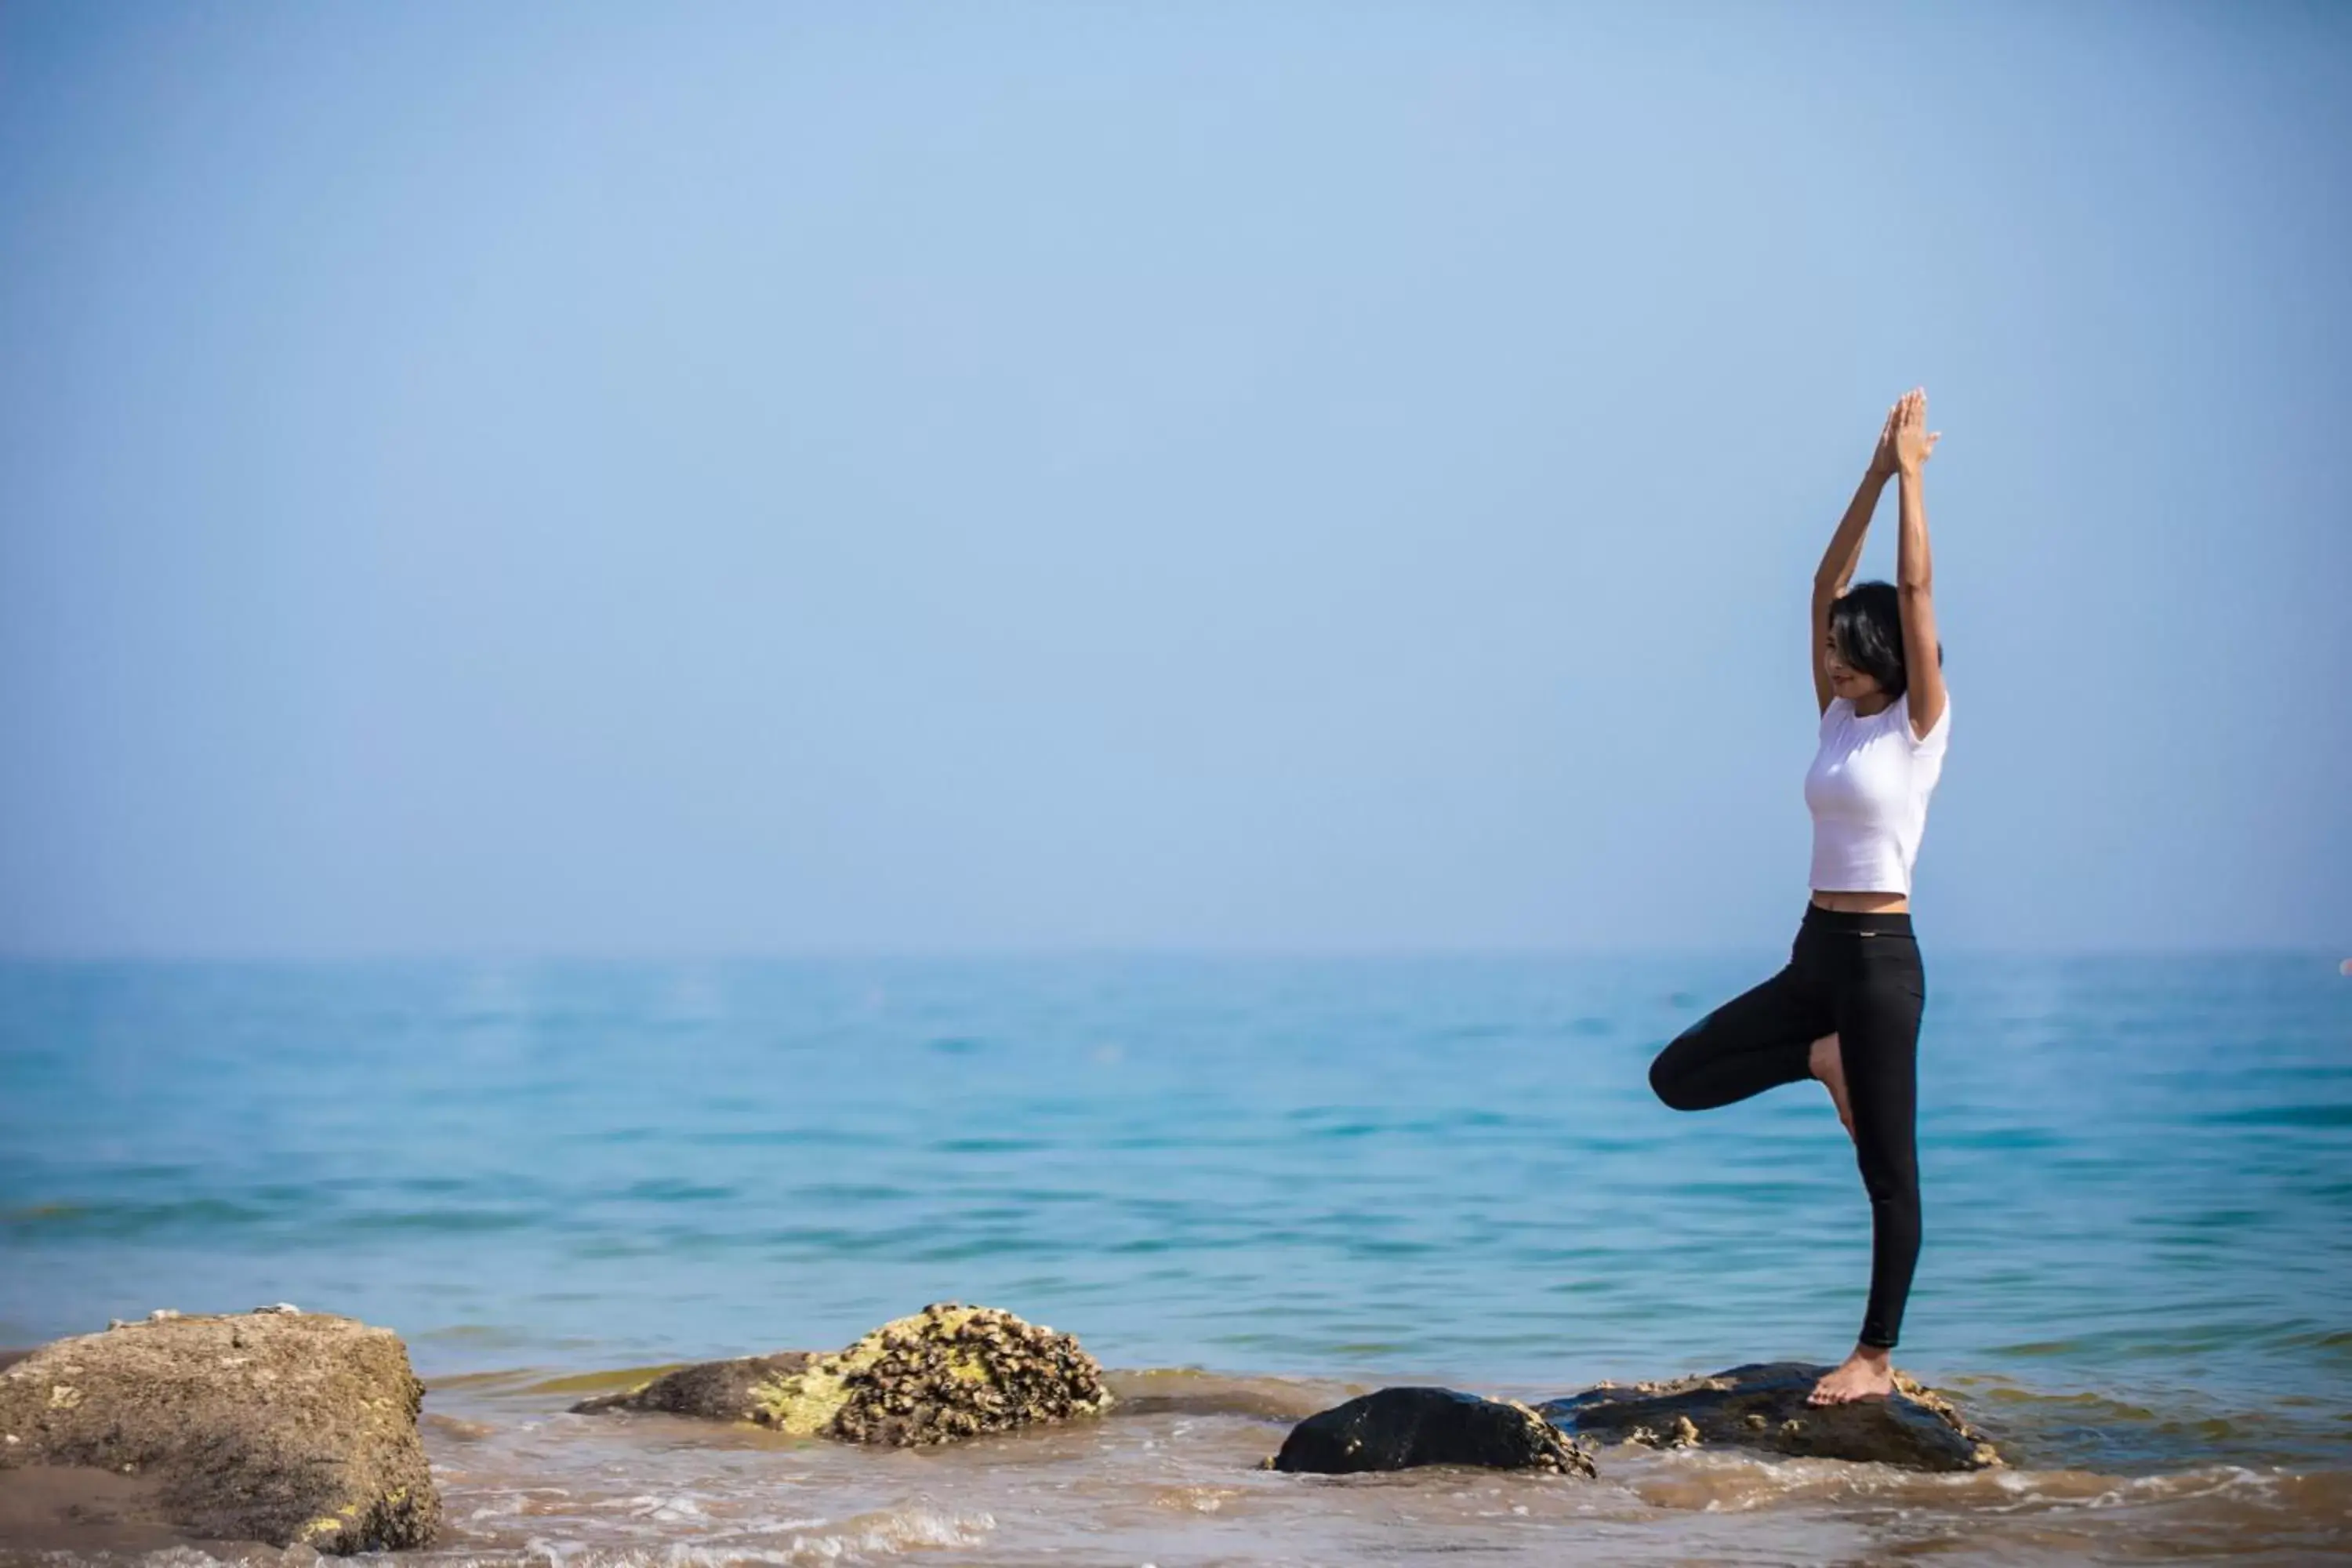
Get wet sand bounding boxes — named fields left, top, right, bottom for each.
left=0, top=1467, right=187, bottom=1557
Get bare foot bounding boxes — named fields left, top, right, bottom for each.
left=1808, top=1346, right=1895, bottom=1406
left=1809, top=1033, right=1854, bottom=1139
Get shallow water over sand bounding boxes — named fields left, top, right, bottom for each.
left=394, top=1364, right=2350, bottom=1568
left=11, top=1365, right=2343, bottom=1567
left=2, top=953, right=2347, bottom=1560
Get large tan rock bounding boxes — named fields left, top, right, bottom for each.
left=575, top=1302, right=1109, bottom=1445
left=0, top=1309, right=438, bottom=1552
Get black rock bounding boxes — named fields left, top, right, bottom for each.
left=1540, top=1361, right=2000, bottom=1472
left=1269, top=1387, right=1597, bottom=1476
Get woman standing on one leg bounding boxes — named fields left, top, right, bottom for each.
left=1647, top=388, right=1951, bottom=1406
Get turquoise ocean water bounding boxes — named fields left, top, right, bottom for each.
left=2, top=952, right=2347, bottom=1563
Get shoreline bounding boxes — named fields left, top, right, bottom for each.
left=4, top=1312, right=2347, bottom=1565
left=7, top=1361, right=2347, bottom=1566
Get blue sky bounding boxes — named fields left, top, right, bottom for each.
left=2, top=2, right=2345, bottom=956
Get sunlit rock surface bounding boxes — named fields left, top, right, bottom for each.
left=0, top=1310, right=438, bottom=1553
left=574, top=1302, right=1109, bottom=1446
left=1541, top=1360, right=2001, bottom=1472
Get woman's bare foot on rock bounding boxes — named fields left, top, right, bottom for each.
left=1809, top=1034, right=1853, bottom=1139
left=1808, top=1346, right=1895, bottom=1406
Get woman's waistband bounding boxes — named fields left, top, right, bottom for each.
left=1800, top=902, right=1915, bottom=938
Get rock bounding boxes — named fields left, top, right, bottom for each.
left=1539, top=1361, right=2000, bottom=1472
left=1269, top=1388, right=1597, bottom=1477
left=575, top=1303, right=1109, bottom=1446
left=0, top=1309, right=440, bottom=1552
left=572, top=1352, right=816, bottom=1421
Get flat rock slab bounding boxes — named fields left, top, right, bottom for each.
left=573, top=1303, right=1109, bottom=1446
left=1540, top=1361, right=2001, bottom=1472
left=1270, top=1388, right=1597, bottom=1477
left=572, top=1353, right=816, bottom=1421
left=0, top=1310, right=439, bottom=1552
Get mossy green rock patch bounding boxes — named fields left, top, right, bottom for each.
left=0, top=1310, right=439, bottom=1552
left=575, top=1303, right=1109, bottom=1446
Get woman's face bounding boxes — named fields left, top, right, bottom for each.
left=1824, top=635, right=1884, bottom=703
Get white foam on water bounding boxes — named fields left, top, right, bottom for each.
left=596, top=1495, right=710, bottom=1523
left=2034, top=1463, right=2295, bottom=1514
left=1617, top=1443, right=2310, bottom=1520
left=776, top=1504, right=996, bottom=1563
left=501, top=1504, right=996, bottom=1566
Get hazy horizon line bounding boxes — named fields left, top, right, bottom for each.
left=2, top=944, right=2341, bottom=966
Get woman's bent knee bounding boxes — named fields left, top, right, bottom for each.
left=1649, top=1045, right=1702, bottom=1111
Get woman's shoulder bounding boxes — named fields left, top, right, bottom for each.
left=1894, top=689, right=1951, bottom=752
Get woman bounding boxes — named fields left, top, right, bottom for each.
left=1647, top=388, right=1950, bottom=1406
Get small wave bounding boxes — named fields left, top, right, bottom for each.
left=1624, top=1447, right=2349, bottom=1523
left=614, top=1180, right=739, bottom=1203
left=683, top=1129, right=869, bottom=1148
left=924, top=1036, right=986, bottom=1055
left=511, top=1365, right=688, bottom=1398
left=424, top=1364, right=697, bottom=1403
left=0, top=1197, right=278, bottom=1237
left=344, top=1207, right=545, bottom=1234
left=593, top=1494, right=709, bottom=1523
left=505, top=1505, right=995, bottom=1565
left=419, top=1323, right=545, bottom=1348
left=2201, top=1102, right=2352, bottom=1128
left=1105, top=1367, right=1359, bottom=1421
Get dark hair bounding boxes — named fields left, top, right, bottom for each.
left=1828, top=581, right=1915, bottom=699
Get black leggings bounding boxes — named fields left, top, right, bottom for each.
left=1647, top=904, right=1926, bottom=1350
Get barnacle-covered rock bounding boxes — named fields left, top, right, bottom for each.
left=574, top=1304, right=1109, bottom=1446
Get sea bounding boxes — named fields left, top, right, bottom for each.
left=2, top=952, right=2347, bottom=1565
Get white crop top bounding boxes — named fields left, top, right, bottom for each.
left=1805, top=691, right=1951, bottom=895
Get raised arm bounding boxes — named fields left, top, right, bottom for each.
left=1890, top=388, right=1946, bottom=739
left=1811, top=401, right=1903, bottom=713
